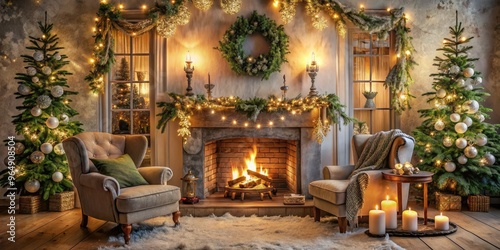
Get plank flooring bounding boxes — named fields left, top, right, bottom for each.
left=0, top=201, right=499, bottom=249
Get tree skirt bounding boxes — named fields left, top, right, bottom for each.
left=99, top=213, right=404, bottom=250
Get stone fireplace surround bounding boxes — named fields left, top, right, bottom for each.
left=182, top=109, right=322, bottom=199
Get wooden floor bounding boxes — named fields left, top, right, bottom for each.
left=1, top=200, right=499, bottom=250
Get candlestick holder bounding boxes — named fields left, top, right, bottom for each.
left=184, top=61, right=194, bottom=96
left=306, top=61, right=319, bottom=97
left=280, top=75, right=288, bottom=100
left=204, top=82, right=214, bottom=100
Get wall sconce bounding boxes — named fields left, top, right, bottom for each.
left=184, top=51, right=194, bottom=96
left=306, top=52, right=319, bottom=97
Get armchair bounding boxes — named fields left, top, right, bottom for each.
left=309, top=132, right=414, bottom=233
left=63, top=132, right=181, bottom=244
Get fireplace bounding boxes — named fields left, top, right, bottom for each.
left=182, top=109, right=322, bottom=199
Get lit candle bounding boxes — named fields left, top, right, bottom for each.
left=311, top=52, right=316, bottom=62
left=186, top=51, right=192, bottom=63
left=381, top=195, right=397, bottom=229
left=369, top=205, right=386, bottom=235
left=402, top=208, right=418, bottom=231
left=434, top=213, right=449, bottom=231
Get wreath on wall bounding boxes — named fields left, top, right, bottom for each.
left=215, top=11, right=290, bottom=80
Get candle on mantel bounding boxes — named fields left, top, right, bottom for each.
left=434, top=212, right=449, bottom=231
left=381, top=195, right=398, bottom=229
left=369, top=205, right=386, bottom=235
left=402, top=207, right=418, bottom=231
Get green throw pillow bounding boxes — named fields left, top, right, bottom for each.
left=90, top=154, right=149, bottom=188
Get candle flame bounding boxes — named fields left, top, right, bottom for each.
left=440, top=212, right=443, bottom=216
left=409, top=207, right=412, bottom=211
left=375, top=205, right=379, bottom=210
left=386, top=195, right=389, bottom=200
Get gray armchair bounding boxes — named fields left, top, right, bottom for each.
left=63, top=132, right=181, bottom=244
left=309, top=132, right=414, bottom=233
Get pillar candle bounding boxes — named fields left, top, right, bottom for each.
left=369, top=205, right=386, bottom=235
left=434, top=213, right=449, bottom=231
left=381, top=195, right=398, bottom=229
left=402, top=208, right=418, bottom=231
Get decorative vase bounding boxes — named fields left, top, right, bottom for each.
left=363, top=91, right=377, bottom=108
left=136, top=71, right=146, bottom=81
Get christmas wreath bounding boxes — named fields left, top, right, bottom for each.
left=216, top=11, right=289, bottom=80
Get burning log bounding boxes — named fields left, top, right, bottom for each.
left=239, top=180, right=257, bottom=188
left=228, top=176, right=246, bottom=187
left=247, top=169, right=272, bottom=183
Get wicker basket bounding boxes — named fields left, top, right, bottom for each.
left=49, top=191, right=75, bottom=212
left=19, top=195, right=48, bottom=214
left=435, top=192, right=461, bottom=211
left=467, top=195, right=489, bottom=212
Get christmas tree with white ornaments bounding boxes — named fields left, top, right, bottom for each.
left=0, top=14, right=82, bottom=200
left=412, top=12, right=500, bottom=196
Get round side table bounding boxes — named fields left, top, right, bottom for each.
left=382, top=170, right=434, bottom=225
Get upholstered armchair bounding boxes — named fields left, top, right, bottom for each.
left=309, top=132, right=414, bottom=233
left=63, top=132, right=181, bottom=244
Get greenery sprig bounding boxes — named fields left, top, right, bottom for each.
left=157, top=93, right=354, bottom=143
left=215, top=11, right=290, bottom=80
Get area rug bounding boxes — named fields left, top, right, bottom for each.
left=100, top=213, right=404, bottom=250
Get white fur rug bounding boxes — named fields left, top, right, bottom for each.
left=100, top=213, right=404, bottom=250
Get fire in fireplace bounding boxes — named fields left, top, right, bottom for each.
left=224, top=145, right=275, bottom=201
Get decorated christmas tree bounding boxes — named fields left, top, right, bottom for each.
left=412, top=13, right=500, bottom=196
left=0, top=14, right=83, bottom=200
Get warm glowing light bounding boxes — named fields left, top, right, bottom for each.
left=400, top=94, right=407, bottom=100
left=333, top=13, right=339, bottom=19
left=268, top=121, right=274, bottom=126
left=256, top=124, right=261, bottom=129
left=280, top=116, right=285, bottom=121
left=244, top=122, right=249, bottom=127
left=273, top=0, right=279, bottom=8
left=443, top=39, right=447, bottom=44
left=210, top=109, right=215, bottom=114
left=375, top=204, right=379, bottom=210
left=360, top=4, right=364, bottom=10
left=221, top=116, right=226, bottom=121
left=436, top=160, right=442, bottom=165
left=405, top=50, right=411, bottom=56
left=101, top=0, right=106, bottom=3
left=42, top=35, right=46, bottom=39
left=196, top=105, right=201, bottom=110
left=291, top=110, right=296, bottom=115
left=404, top=14, right=409, bottom=20
left=186, top=51, right=192, bottom=62
left=387, top=8, right=391, bottom=12
left=142, top=4, right=147, bottom=10
left=95, top=17, right=99, bottom=22
left=99, top=43, right=103, bottom=47
left=232, top=120, right=237, bottom=125
left=89, top=58, right=95, bottom=63
left=92, top=27, right=96, bottom=32
left=461, top=37, right=466, bottom=42
left=119, top=4, right=124, bottom=9
left=396, top=54, right=400, bottom=58
left=132, top=32, right=136, bottom=36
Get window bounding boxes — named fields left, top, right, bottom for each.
left=107, top=30, right=152, bottom=143
left=349, top=28, right=399, bottom=134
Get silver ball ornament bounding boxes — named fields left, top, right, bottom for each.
left=40, top=142, right=53, bottom=154
left=475, top=133, right=488, bottom=146
left=54, top=143, right=65, bottom=155
left=464, top=145, right=478, bottom=158
left=31, top=107, right=42, bottom=117
left=443, top=137, right=453, bottom=147
left=450, top=113, right=460, bottom=123
left=26, top=67, right=37, bottom=76
left=42, top=66, right=52, bottom=75
left=455, top=138, right=467, bottom=149
left=51, top=86, right=64, bottom=97
left=30, top=151, right=45, bottom=163
left=60, top=114, right=69, bottom=124
left=472, top=77, right=482, bottom=85
left=477, top=114, right=485, bottom=122
left=24, top=179, right=41, bottom=193
left=455, top=122, right=468, bottom=134
left=46, top=116, right=60, bottom=129
left=463, top=67, right=474, bottom=78
left=436, top=89, right=446, bottom=98
left=18, top=84, right=32, bottom=95
left=36, top=95, right=52, bottom=109
left=33, top=51, right=44, bottom=61
left=444, top=161, right=456, bottom=172
left=52, top=171, right=64, bottom=182
left=484, top=152, right=496, bottom=166
left=31, top=76, right=39, bottom=83
left=464, top=84, right=473, bottom=91
left=53, top=52, right=61, bottom=60
left=458, top=155, right=468, bottom=164
left=463, top=117, right=473, bottom=127
left=434, top=120, right=445, bottom=131
left=449, top=65, right=460, bottom=74
left=466, top=100, right=479, bottom=114
left=14, top=142, right=25, bottom=154
left=456, top=78, right=465, bottom=87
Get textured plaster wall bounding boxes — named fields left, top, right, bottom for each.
left=0, top=0, right=499, bottom=193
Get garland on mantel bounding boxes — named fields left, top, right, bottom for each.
left=86, top=0, right=416, bottom=113
left=157, top=93, right=354, bottom=144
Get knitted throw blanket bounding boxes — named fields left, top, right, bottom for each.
left=345, top=129, right=413, bottom=227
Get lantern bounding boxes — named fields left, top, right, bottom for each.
left=180, top=170, right=199, bottom=204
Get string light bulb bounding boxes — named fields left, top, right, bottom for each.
left=142, top=4, right=147, bottom=10
left=119, top=4, right=124, bottom=9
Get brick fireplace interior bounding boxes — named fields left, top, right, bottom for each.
left=204, top=138, right=299, bottom=198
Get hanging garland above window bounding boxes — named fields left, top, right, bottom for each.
left=86, top=0, right=416, bottom=113
left=215, top=11, right=289, bottom=80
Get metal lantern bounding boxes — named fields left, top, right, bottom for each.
left=181, top=170, right=199, bottom=204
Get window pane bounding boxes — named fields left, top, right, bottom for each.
left=353, top=56, right=370, bottom=81
left=113, top=31, right=130, bottom=54
left=372, top=34, right=390, bottom=55
left=133, top=83, right=150, bottom=109
left=353, top=82, right=373, bottom=109
left=352, top=33, right=371, bottom=55
left=133, top=111, right=150, bottom=134
left=113, top=56, right=131, bottom=81
left=133, top=32, right=150, bottom=53
left=112, top=83, right=131, bottom=109
left=133, top=56, right=149, bottom=81
left=112, top=111, right=131, bottom=134
left=371, top=56, right=391, bottom=81
left=372, top=110, right=391, bottom=132
left=372, top=82, right=390, bottom=109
